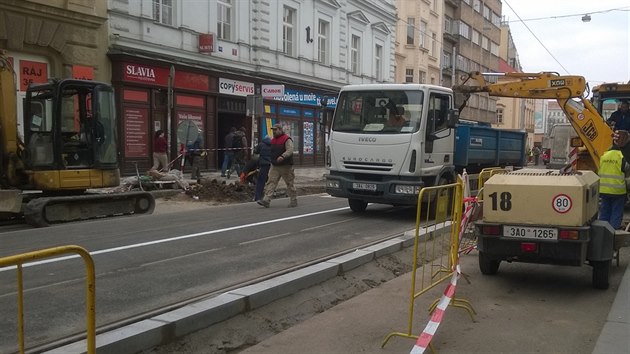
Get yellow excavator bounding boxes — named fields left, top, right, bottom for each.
left=453, top=71, right=614, bottom=171
left=452, top=71, right=629, bottom=289
left=0, top=51, right=154, bottom=227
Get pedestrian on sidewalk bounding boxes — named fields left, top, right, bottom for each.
left=221, top=127, right=236, bottom=177
left=150, top=130, right=169, bottom=172
left=253, top=135, right=272, bottom=202
left=257, top=124, right=297, bottom=208
left=186, top=135, right=204, bottom=182
left=229, top=127, right=248, bottom=178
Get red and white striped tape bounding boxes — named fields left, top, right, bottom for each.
left=409, top=193, right=476, bottom=354
left=409, top=264, right=462, bottom=354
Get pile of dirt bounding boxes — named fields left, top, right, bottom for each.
left=179, top=177, right=326, bottom=204
left=184, top=178, right=255, bottom=203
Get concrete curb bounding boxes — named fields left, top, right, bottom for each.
left=592, top=259, right=630, bottom=354
left=44, top=226, right=444, bottom=354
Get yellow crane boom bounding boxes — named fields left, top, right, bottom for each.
left=453, top=71, right=613, bottom=169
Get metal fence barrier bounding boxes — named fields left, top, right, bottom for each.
left=382, top=176, right=475, bottom=348
left=0, top=245, right=95, bottom=354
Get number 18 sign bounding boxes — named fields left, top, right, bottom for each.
left=552, top=194, right=572, bottom=213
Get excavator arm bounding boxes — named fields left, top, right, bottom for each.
left=453, top=71, right=613, bottom=169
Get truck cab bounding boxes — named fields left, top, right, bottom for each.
left=325, top=84, right=457, bottom=212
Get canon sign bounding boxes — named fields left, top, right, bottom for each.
left=261, top=84, right=285, bottom=98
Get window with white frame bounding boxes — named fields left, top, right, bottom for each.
left=473, top=0, right=481, bottom=12
left=420, top=21, right=428, bottom=48
left=444, top=17, right=452, bottom=35
left=472, top=29, right=480, bottom=45
left=497, top=107, right=504, bottom=124
left=217, top=0, right=232, bottom=40
left=407, top=18, right=415, bottom=45
left=483, top=5, right=491, bottom=20
left=405, top=69, right=414, bottom=83
left=283, top=6, right=296, bottom=57
left=153, top=0, right=173, bottom=25
left=490, top=41, right=499, bottom=56
left=459, top=21, right=470, bottom=40
left=375, top=44, right=382, bottom=81
left=419, top=70, right=427, bottom=84
left=442, top=52, right=451, bottom=68
left=351, top=34, right=361, bottom=75
left=318, top=19, right=330, bottom=65
left=481, top=36, right=489, bottom=51
left=492, top=12, right=501, bottom=27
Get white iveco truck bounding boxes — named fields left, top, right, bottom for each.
left=325, top=84, right=460, bottom=212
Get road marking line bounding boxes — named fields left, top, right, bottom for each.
left=140, top=248, right=224, bottom=267
left=0, top=206, right=350, bottom=272
left=300, top=218, right=357, bottom=232
left=239, top=232, right=291, bottom=245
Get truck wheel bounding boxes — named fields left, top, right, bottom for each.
left=591, top=260, right=610, bottom=290
left=479, top=251, right=500, bottom=275
left=348, top=199, right=368, bottom=212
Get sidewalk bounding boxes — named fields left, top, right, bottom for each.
left=239, top=250, right=630, bottom=354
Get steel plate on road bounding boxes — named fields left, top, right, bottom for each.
left=352, top=183, right=377, bottom=191
left=503, top=225, right=558, bottom=240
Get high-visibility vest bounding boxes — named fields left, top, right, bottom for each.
left=599, top=149, right=626, bottom=195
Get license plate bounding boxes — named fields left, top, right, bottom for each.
left=352, top=183, right=377, bottom=191
left=503, top=225, right=558, bottom=240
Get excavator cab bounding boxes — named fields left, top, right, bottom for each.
left=22, top=79, right=120, bottom=191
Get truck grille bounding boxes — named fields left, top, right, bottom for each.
left=342, top=161, right=393, bottom=172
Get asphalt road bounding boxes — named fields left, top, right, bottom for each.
left=0, top=194, right=417, bottom=353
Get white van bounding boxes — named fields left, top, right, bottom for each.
left=547, top=123, right=577, bottom=169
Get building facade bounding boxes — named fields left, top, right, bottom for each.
left=108, top=0, right=397, bottom=174
left=450, top=0, right=502, bottom=124
left=394, top=0, right=441, bottom=85
left=0, top=0, right=109, bottom=136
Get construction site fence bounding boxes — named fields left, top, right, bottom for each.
left=0, top=245, right=95, bottom=354
left=382, top=176, right=470, bottom=347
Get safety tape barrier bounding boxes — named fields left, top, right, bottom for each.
left=410, top=191, right=480, bottom=353
left=410, top=264, right=461, bottom=354
left=382, top=175, right=476, bottom=351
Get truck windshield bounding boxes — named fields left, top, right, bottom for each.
left=332, top=90, right=423, bottom=134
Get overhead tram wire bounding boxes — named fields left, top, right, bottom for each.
left=503, top=0, right=572, bottom=75
left=505, top=6, right=630, bottom=23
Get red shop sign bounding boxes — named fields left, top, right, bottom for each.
left=199, top=33, right=214, bottom=54
left=19, top=60, right=48, bottom=91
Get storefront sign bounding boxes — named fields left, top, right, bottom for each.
left=174, top=71, right=209, bottom=92
left=271, top=88, right=337, bottom=108
left=123, top=107, right=149, bottom=158
left=262, top=84, right=285, bottom=98
left=199, top=33, right=214, bottom=53
left=303, top=109, right=315, bottom=118
left=123, top=63, right=209, bottom=92
left=19, top=60, right=48, bottom=91
left=219, top=78, right=255, bottom=97
left=176, top=111, right=205, bottom=134
left=72, top=65, right=94, bottom=80
left=124, top=63, right=169, bottom=86
left=280, top=106, right=300, bottom=117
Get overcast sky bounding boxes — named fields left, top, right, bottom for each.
left=501, top=0, right=630, bottom=87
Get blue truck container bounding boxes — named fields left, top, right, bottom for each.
left=454, top=122, right=527, bottom=173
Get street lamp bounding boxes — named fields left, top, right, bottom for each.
left=581, top=14, right=591, bottom=22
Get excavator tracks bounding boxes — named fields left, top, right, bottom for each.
left=23, top=191, right=155, bottom=227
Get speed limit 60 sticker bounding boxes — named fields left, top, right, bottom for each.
left=552, top=194, right=572, bottom=213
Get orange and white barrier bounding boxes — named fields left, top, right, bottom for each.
left=410, top=264, right=462, bottom=354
